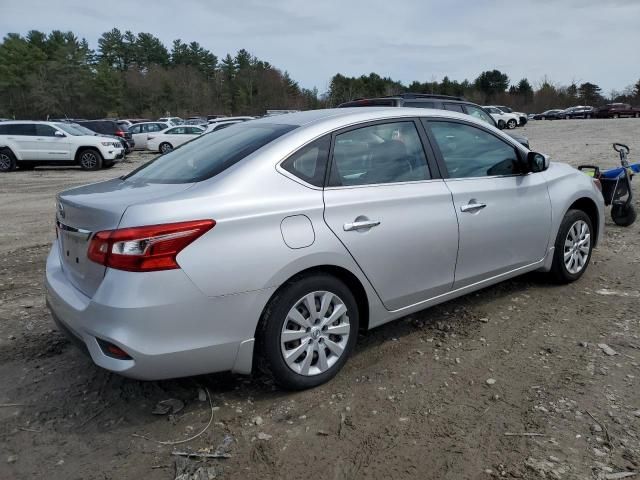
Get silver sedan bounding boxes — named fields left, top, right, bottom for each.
left=45, top=108, right=604, bottom=390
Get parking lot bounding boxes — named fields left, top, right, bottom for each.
left=1, top=119, right=639, bottom=479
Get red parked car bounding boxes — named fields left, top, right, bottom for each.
left=593, top=103, right=640, bottom=119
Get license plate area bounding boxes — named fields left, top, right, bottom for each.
left=57, top=222, right=92, bottom=274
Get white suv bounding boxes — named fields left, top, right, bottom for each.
left=0, top=121, right=124, bottom=172
left=483, top=106, right=520, bottom=129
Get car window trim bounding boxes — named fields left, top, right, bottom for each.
left=421, top=117, right=528, bottom=180
left=326, top=117, right=442, bottom=189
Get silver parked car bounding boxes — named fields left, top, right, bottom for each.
left=45, top=108, right=604, bottom=390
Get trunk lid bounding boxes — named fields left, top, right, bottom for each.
left=56, top=178, right=194, bottom=297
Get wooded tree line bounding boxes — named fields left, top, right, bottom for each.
left=0, top=29, right=638, bottom=119
left=0, top=29, right=320, bottom=119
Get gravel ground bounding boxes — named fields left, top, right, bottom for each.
left=1, top=119, right=639, bottom=480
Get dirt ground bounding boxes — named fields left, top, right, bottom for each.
left=1, top=119, right=639, bottom=480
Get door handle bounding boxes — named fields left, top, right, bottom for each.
left=343, top=220, right=381, bottom=231
left=460, top=202, right=487, bottom=213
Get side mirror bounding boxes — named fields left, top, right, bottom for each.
left=527, top=151, right=549, bottom=172
left=54, top=130, right=65, bottom=137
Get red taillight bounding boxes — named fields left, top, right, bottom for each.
left=114, top=130, right=125, bottom=137
left=88, top=220, right=215, bottom=272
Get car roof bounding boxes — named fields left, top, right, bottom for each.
left=249, top=107, right=488, bottom=130
left=1, top=120, right=56, bottom=124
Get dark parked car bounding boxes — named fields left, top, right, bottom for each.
left=561, top=106, right=594, bottom=119
left=338, top=93, right=530, bottom=148
left=77, top=120, right=135, bottom=152
left=593, top=103, right=640, bottom=119
left=532, top=109, right=565, bottom=120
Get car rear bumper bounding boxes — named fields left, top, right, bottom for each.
left=44, top=241, right=274, bottom=380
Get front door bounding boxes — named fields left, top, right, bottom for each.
left=34, top=124, right=71, bottom=161
left=425, top=119, right=552, bottom=289
left=322, top=120, right=459, bottom=311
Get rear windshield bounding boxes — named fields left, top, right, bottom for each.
left=124, top=123, right=297, bottom=183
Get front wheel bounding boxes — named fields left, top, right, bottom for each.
left=257, top=274, right=359, bottom=390
left=79, top=149, right=103, bottom=170
left=612, top=203, right=636, bottom=227
left=549, top=210, right=594, bottom=283
left=507, top=119, right=517, bottom=129
left=159, top=142, right=173, bottom=154
left=497, top=120, right=506, bottom=129
left=613, top=114, right=619, bottom=119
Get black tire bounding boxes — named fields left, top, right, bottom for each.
left=257, top=273, right=359, bottom=390
left=611, top=203, right=636, bottom=227
left=507, top=119, right=517, bottom=129
left=541, top=116, right=546, bottom=120
left=0, top=149, right=17, bottom=172
left=497, top=120, right=506, bottom=129
left=159, top=142, right=173, bottom=154
left=78, top=149, right=103, bottom=171
left=613, top=114, right=619, bottom=119
left=549, top=209, right=594, bottom=284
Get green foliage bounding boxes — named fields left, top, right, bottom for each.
left=0, top=30, right=315, bottom=119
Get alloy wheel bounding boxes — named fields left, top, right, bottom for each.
left=280, top=291, right=350, bottom=376
left=0, top=152, right=11, bottom=171
left=160, top=143, right=173, bottom=154
left=80, top=151, right=98, bottom=169
left=564, top=220, right=591, bottom=274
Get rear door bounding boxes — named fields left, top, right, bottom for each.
left=6, top=124, right=38, bottom=159
left=424, top=119, right=552, bottom=289
left=323, top=119, right=459, bottom=311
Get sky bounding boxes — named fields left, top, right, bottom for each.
left=1, top=0, right=639, bottom=95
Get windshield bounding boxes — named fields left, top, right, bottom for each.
left=55, top=123, right=86, bottom=135
left=124, top=123, right=297, bottom=183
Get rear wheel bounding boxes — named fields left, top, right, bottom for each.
left=612, top=203, right=636, bottom=227
left=497, top=120, right=506, bottom=129
left=0, top=149, right=16, bottom=172
left=159, top=142, right=173, bottom=154
left=549, top=210, right=593, bottom=283
left=635, top=113, right=639, bottom=118
left=507, top=119, right=517, bottom=129
left=257, top=274, right=359, bottom=390
left=541, top=116, right=546, bottom=120
left=78, top=149, right=103, bottom=171
left=613, top=114, right=619, bottom=119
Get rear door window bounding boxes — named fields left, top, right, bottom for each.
left=6, top=124, right=36, bottom=135
left=329, top=121, right=431, bottom=187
